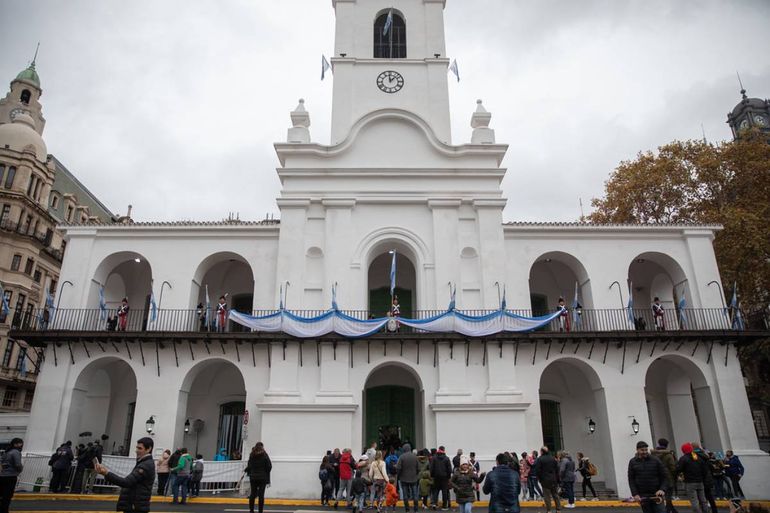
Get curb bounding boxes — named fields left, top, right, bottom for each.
left=14, top=495, right=770, bottom=508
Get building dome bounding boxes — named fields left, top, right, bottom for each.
left=14, top=63, right=41, bottom=88
left=0, top=112, right=47, bottom=161
left=731, top=95, right=769, bottom=118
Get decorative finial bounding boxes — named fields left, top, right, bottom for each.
left=31, top=42, right=40, bottom=69
left=471, top=99, right=495, bottom=143
left=288, top=99, right=311, bottom=143
left=737, top=72, right=747, bottom=99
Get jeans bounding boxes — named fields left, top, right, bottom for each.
left=714, top=475, right=732, bottom=499
left=684, top=482, right=708, bottom=513
left=0, top=476, right=17, bottom=513
left=729, top=475, right=744, bottom=498
left=173, top=475, right=190, bottom=503
left=190, top=477, right=201, bottom=497
left=338, top=478, right=353, bottom=504
left=355, top=492, right=366, bottom=511
left=541, top=483, right=561, bottom=512
left=166, top=472, right=177, bottom=496
left=459, top=503, right=473, bottom=513
left=432, top=476, right=450, bottom=509
left=401, top=481, right=419, bottom=511
left=639, top=498, right=665, bottom=513
left=249, top=478, right=267, bottom=513
left=50, top=468, right=69, bottom=493
left=157, top=473, right=169, bottom=495
left=528, top=476, right=542, bottom=498
left=562, top=481, right=575, bottom=505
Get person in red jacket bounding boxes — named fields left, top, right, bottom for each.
left=335, top=448, right=356, bottom=509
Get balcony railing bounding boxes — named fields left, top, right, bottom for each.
left=4, top=306, right=768, bottom=335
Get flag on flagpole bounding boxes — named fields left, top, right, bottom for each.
left=449, top=59, right=460, bottom=82
left=501, top=285, right=507, bottom=311
left=205, top=284, right=211, bottom=329
left=389, top=250, right=397, bottom=297
left=19, top=346, right=27, bottom=378
left=678, top=287, right=687, bottom=329
left=730, top=282, right=744, bottom=331
left=99, top=285, right=107, bottom=320
left=626, top=281, right=635, bottom=326
left=332, top=283, right=338, bottom=311
left=0, top=281, right=11, bottom=317
left=321, top=55, right=331, bottom=81
left=149, top=286, right=158, bottom=323
left=448, top=284, right=456, bottom=311
left=572, top=281, right=582, bottom=328
left=383, top=8, right=394, bottom=36
left=279, top=283, right=284, bottom=310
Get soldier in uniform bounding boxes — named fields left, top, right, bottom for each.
left=557, top=297, right=570, bottom=332
left=652, top=297, right=665, bottom=331
left=117, top=298, right=129, bottom=331
left=216, top=296, right=228, bottom=333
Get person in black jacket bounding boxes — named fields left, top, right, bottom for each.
left=245, top=442, right=272, bottom=513
left=675, top=443, right=710, bottom=513
left=429, top=446, right=452, bottom=510
left=482, top=453, right=520, bottom=513
left=95, top=437, right=156, bottom=513
left=50, top=441, right=74, bottom=493
left=627, top=441, right=667, bottom=513
left=533, top=447, right=561, bottom=513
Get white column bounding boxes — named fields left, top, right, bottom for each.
left=435, top=341, right=470, bottom=404
left=275, top=199, right=309, bottom=308
left=429, top=200, right=460, bottom=309
left=316, top=342, right=353, bottom=404
left=263, top=341, right=301, bottom=403
left=486, top=342, right=522, bottom=402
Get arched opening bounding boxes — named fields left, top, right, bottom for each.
left=368, top=246, right=417, bottom=318
left=178, top=359, right=247, bottom=459
left=363, top=363, right=424, bottom=451
left=87, top=252, right=153, bottom=331
left=644, top=355, right=721, bottom=452
left=628, top=253, right=692, bottom=330
left=374, top=10, right=406, bottom=58
left=529, top=251, right=593, bottom=329
left=65, top=358, right=137, bottom=457
left=539, top=358, right=616, bottom=491
left=191, top=252, right=254, bottom=332
left=20, top=89, right=31, bottom=105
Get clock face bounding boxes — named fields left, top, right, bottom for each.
left=9, top=108, right=24, bottom=120
left=739, top=119, right=750, bottom=130
left=377, top=70, right=404, bottom=94
left=754, top=115, right=768, bottom=127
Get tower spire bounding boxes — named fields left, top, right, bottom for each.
left=736, top=71, right=746, bottom=99
left=30, top=42, right=40, bottom=69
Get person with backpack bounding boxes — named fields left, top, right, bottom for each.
left=190, top=454, right=204, bottom=498
left=320, top=455, right=335, bottom=506
left=676, top=443, right=710, bottom=513
left=533, top=447, right=560, bottom=513
left=171, top=448, right=193, bottom=504
left=50, top=441, right=74, bottom=493
left=651, top=439, right=678, bottom=513
left=335, top=448, right=356, bottom=509
left=575, top=452, right=598, bottom=501
left=429, top=446, right=452, bottom=510
left=0, top=438, right=23, bottom=513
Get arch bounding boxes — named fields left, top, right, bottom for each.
left=65, top=357, right=138, bottom=456
left=353, top=226, right=431, bottom=270
left=528, top=251, right=594, bottom=326
left=363, top=361, right=424, bottom=450
left=177, top=358, right=247, bottom=458
left=190, top=252, right=255, bottom=330
left=539, top=357, right=616, bottom=490
left=373, top=9, right=406, bottom=58
left=628, top=252, right=692, bottom=329
left=369, top=250, right=416, bottom=317
left=644, top=354, right=721, bottom=451
left=87, top=251, right=153, bottom=331
left=20, top=89, right=31, bottom=105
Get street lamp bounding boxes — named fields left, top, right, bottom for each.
left=631, top=417, right=640, bottom=435
left=184, top=418, right=190, bottom=434
left=588, top=418, right=596, bottom=434
left=145, top=416, right=155, bottom=434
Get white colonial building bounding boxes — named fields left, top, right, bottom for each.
left=15, top=0, right=769, bottom=499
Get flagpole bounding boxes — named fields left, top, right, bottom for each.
left=389, top=7, right=393, bottom=58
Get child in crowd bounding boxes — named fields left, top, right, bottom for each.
left=419, top=470, right=433, bottom=510
left=385, top=477, right=400, bottom=513
left=351, top=470, right=368, bottom=513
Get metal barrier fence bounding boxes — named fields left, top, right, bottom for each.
left=5, top=306, right=767, bottom=334
left=17, top=453, right=247, bottom=495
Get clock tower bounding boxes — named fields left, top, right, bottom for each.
left=0, top=54, right=46, bottom=135
left=330, top=0, right=452, bottom=144
left=726, top=87, right=770, bottom=140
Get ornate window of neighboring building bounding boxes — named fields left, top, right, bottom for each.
left=3, top=166, right=15, bottom=189
left=15, top=347, right=26, bottom=371
left=1, top=341, right=13, bottom=367
left=754, top=410, right=770, bottom=438
left=33, top=269, right=41, bottom=283
left=26, top=175, right=35, bottom=196
left=66, top=205, right=74, bottom=222
left=20, top=90, right=31, bottom=105
left=0, top=164, right=4, bottom=184
left=0, top=291, right=11, bottom=323
left=50, top=194, right=59, bottom=210
left=10, top=255, right=21, bottom=271
left=23, top=389, right=34, bottom=410
left=2, top=387, right=18, bottom=407
left=374, top=10, right=407, bottom=58
left=24, top=258, right=34, bottom=275
left=0, top=204, right=10, bottom=226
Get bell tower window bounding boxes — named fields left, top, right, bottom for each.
left=20, top=90, right=31, bottom=105
left=374, top=11, right=406, bottom=59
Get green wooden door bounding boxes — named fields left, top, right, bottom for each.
left=540, top=399, right=564, bottom=453
left=370, top=287, right=412, bottom=318
left=366, top=385, right=415, bottom=450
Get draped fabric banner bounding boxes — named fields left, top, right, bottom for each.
left=229, top=308, right=564, bottom=339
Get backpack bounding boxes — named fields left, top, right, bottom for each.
left=48, top=451, right=60, bottom=467
left=587, top=462, right=598, bottom=476
left=319, top=468, right=329, bottom=482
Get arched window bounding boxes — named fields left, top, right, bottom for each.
left=374, top=11, right=406, bottom=58
left=20, top=90, right=31, bottom=105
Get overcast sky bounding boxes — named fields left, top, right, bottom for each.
left=1, top=0, right=768, bottom=223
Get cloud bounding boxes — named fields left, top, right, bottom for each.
left=0, top=0, right=767, bottom=222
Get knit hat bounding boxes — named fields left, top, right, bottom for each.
left=636, top=441, right=648, bottom=449
left=681, top=443, right=693, bottom=454
left=460, top=455, right=471, bottom=466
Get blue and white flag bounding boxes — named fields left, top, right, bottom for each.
left=678, top=287, right=687, bottom=329
left=149, top=286, right=158, bottom=323
left=626, top=281, right=635, bottom=326
left=730, top=282, right=744, bottom=331
left=501, top=285, right=507, bottom=311
left=321, top=55, right=331, bottom=81
left=383, top=9, right=394, bottom=36
left=389, top=250, right=397, bottom=297
left=331, top=283, right=338, bottom=311
left=572, top=281, right=582, bottom=328
left=449, top=59, right=460, bottom=82
left=205, top=284, right=211, bottom=328
left=19, top=347, right=27, bottom=378
left=99, top=285, right=107, bottom=320
left=448, top=283, right=456, bottom=311
left=0, top=281, right=11, bottom=317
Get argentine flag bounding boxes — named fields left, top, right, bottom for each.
left=331, top=283, right=338, bottom=311
left=626, top=281, right=635, bottom=326
left=501, top=285, right=507, bottom=311
left=0, top=281, right=11, bottom=317
left=448, top=283, right=456, bottom=311
left=572, top=281, right=581, bottom=328
left=99, top=285, right=107, bottom=320
left=730, top=282, right=744, bottom=331
left=205, top=284, right=211, bottom=329
left=678, top=288, right=687, bottom=329
left=389, top=250, right=397, bottom=297
left=383, top=9, right=394, bottom=36
left=150, top=287, right=158, bottom=323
